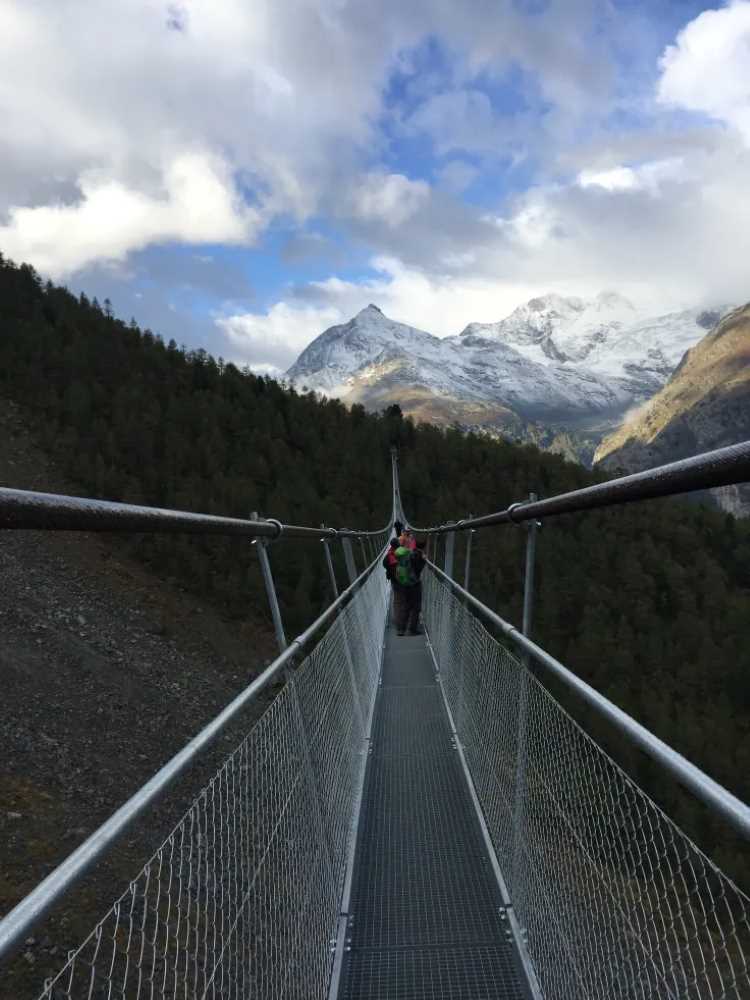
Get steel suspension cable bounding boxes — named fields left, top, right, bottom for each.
left=411, top=439, right=750, bottom=534
left=0, top=486, right=390, bottom=539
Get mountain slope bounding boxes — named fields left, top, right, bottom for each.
left=286, top=304, right=441, bottom=394
left=287, top=297, right=734, bottom=463
left=595, top=304, right=750, bottom=513
left=288, top=302, right=633, bottom=423
left=459, top=294, right=730, bottom=395
left=460, top=291, right=640, bottom=365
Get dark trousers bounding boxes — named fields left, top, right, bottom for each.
left=393, top=583, right=422, bottom=633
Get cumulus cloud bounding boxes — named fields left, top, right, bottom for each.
left=351, top=173, right=430, bottom=228
left=577, top=158, right=688, bottom=195
left=0, top=153, right=259, bottom=278
left=0, top=0, right=624, bottom=279
left=0, top=0, right=414, bottom=274
left=578, top=166, right=639, bottom=192
left=217, top=301, right=343, bottom=375
left=658, top=1, right=750, bottom=144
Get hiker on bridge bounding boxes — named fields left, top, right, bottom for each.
left=389, top=538, right=425, bottom=636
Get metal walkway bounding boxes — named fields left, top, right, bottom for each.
left=338, top=627, right=531, bottom=1000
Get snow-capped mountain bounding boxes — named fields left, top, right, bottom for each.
left=286, top=305, right=440, bottom=395
left=288, top=303, right=632, bottom=419
left=286, top=296, right=736, bottom=464
left=458, top=293, right=731, bottom=396
left=460, top=291, right=640, bottom=366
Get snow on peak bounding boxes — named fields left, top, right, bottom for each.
left=357, top=303, right=384, bottom=317
left=286, top=305, right=438, bottom=393
left=286, top=293, right=735, bottom=425
left=459, top=291, right=641, bottom=365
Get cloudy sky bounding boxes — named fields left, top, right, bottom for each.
left=2, top=0, right=750, bottom=374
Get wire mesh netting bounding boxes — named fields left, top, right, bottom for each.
left=37, top=563, right=389, bottom=1000
left=423, top=570, right=750, bottom=1000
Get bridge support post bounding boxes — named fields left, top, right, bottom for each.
left=342, top=537, right=358, bottom=586
left=252, top=511, right=287, bottom=653
left=513, top=493, right=539, bottom=892
left=522, top=493, right=538, bottom=640
left=464, top=524, right=475, bottom=591
left=321, top=528, right=339, bottom=600
left=444, top=527, right=456, bottom=578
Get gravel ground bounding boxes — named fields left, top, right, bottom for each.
left=0, top=397, right=279, bottom=999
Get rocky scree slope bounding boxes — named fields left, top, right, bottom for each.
left=0, top=396, right=277, bottom=1000
left=595, top=304, right=750, bottom=514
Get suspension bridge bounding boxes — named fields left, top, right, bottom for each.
left=1, top=444, right=749, bottom=999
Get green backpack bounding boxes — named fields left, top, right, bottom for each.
left=395, top=546, right=417, bottom=587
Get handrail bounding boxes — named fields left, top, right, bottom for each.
left=427, top=560, right=750, bottom=840
left=0, top=546, right=387, bottom=963
left=0, top=487, right=388, bottom=538
left=413, top=440, right=750, bottom=534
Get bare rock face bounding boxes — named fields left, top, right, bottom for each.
left=594, top=305, right=750, bottom=513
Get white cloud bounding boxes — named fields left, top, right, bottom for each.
left=577, top=157, right=688, bottom=194
left=0, top=0, right=623, bottom=279
left=218, top=301, right=343, bottom=375
left=351, top=173, right=430, bottom=228
left=0, top=152, right=259, bottom=278
left=578, top=166, right=639, bottom=191
left=658, top=1, right=750, bottom=144
left=0, top=0, right=416, bottom=274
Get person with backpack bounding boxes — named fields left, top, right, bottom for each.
left=393, top=539, right=425, bottom=635
left=383, top=538, right=402, bottom=629
left=383, top=537, right=400, bottom=583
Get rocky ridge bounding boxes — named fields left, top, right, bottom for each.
left=594, top=304, right=750, bottom=514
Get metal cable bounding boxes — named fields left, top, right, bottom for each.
left=413, top=439, right=750, bottom=534
left=0, top=487, right=390, bottom=539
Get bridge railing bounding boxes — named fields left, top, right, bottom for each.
left=423, top=568, right=750, bottom=1000
left=26, top=554, right=388, bottom=1000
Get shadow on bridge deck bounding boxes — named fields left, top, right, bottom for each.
left=338, top=627, right=532, bottom=999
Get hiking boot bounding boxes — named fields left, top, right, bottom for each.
left=396, top=630, right=405, bottom=636
left=408, top=628, right=423, bottom=636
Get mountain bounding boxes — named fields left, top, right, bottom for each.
left=285, top=304, right=440, bottom=395
left=287, top=297, right=734, bottom=462
left=594, top=304, right=750, bottom=514
left=460, top=291, right=639, bottom=365
left=289, top=302, right=631, bottom=418
left=459, top=294, right=731, bottom=398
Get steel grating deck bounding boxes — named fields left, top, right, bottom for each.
left=337, top=628, right=532, bottom=999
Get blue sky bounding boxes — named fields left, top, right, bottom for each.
left=1, top=0, right=749, bottom=372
